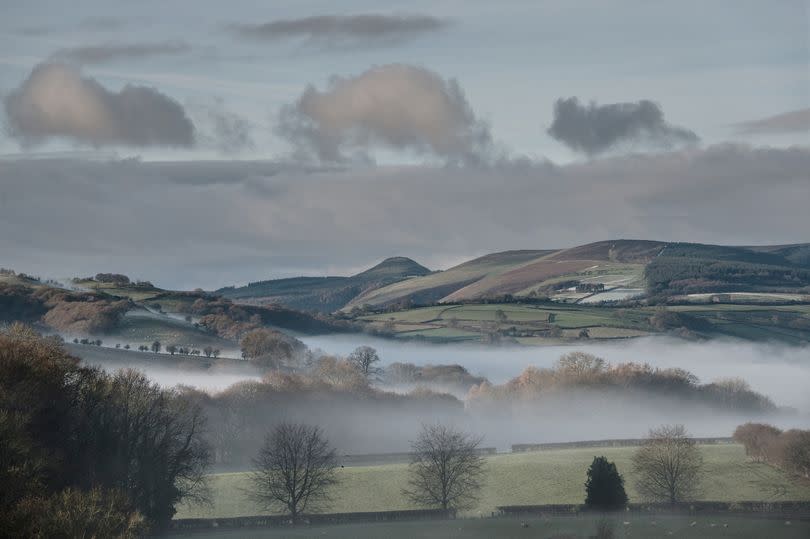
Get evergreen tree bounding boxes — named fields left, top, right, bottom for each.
left=584, top=456, right=628, bottom=510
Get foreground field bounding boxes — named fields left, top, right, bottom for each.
left=169, top=514, right=810, bottom=539
left=176, top=445, right=810, bottom=519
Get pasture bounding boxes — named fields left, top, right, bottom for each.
left=175, top=444, right=810, bottom=520
left=358, top=302, right=810, bottom=345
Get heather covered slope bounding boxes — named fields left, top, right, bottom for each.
left=343, top=250, right=555, bottom=311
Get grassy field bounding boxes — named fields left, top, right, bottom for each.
left=357, top=302, right=810, bottom=344
left=176, top=444, right=810, bottom=520
left=168, top=515, right=810, bottom=539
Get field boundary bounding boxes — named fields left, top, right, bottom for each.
left=168, top=509, right=455, bottom=533
left=497, top=500, right=810, bottom=521
left=512, top=437, right=734, bottom=452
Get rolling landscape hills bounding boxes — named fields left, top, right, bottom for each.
left=4, top=239, right=810, bottom=347
left=218, top=240, right=810, bottom=316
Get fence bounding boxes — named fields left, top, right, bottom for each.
left=169, top=508, right=455, bottom=532
left=511, top=437, right=734, bottom=452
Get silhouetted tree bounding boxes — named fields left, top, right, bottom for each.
left=404, top=424, right=485, bottom=511
left=166, top=345, right=177, bottom=355
left=151, top=340, right=161, bottom=353
left=632, top=425, right=704, bottom=503
left=248, top=423, right=338, bottom=523
left=203, top=346, right=213, bottom=358
left=584, top=456, right=628, bottom=510
left=347, top=346, right=381, bottom=378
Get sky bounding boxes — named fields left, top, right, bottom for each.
left=0, top=0, right=808, bottom=289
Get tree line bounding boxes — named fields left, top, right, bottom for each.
left=733, top=423, right=810, bottom=479
left=0, top=324, right=210, bottom=536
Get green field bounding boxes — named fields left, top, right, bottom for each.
left=168, top=515, right=810, bottom=539
left=357, top=301, right=810, bottom=344
left=176, top=445, right=810, bottom=520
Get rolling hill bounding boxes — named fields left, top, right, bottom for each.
left=344, top=240, right=810, bottom=311
left=213, top=240, right=810, bottom=315
left=217, top=257, right=431, bottom=313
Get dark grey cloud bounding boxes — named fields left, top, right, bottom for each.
left=277, top=64, right=494, bottom=164
left=548, top=97, right=700, bottom=155
left=0, top=144, right=807, bottom=289
left=3, top=63, right=195, bottom=148
left=51, top=41, right=191, bottom=65
left=734, top=108, right=810, bottom=135
left=228, top=13, right=447, bottom=49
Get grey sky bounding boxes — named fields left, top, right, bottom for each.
left=0, top=1, right=807, bottom=287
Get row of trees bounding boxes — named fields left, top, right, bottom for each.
left=249, top=423, right=486, bottom=522
left=0, top=325, right=211, bottom=535
left=248, top=422, right=707, bottom=524
left=733, top=423, right=810, bottom=478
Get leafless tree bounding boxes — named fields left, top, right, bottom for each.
left=347, top=345, right=381, bottom=378
left=403, top=424, right=486, bottom=511
left=632, top=424, right=704, bottom=503
left=248, top=423, right=338, bottom=523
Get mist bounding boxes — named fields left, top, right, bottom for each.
left=72, top=335, right=810, bottom=459
left=302, top=335, right=810, bottom=412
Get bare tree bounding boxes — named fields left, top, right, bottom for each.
left=347, top=345, right=380, bottom=378
left=404, top=424, right=486, bottom=511
left=632, top=424, right=704, bottom=503
left=248, top=423, right=338, bottom=523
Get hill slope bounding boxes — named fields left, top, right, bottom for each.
left=344, top=240, right=810, bottom=311
left=343, top=250, right=556, bottom=311
left=218, top=257, right=431, bottom=313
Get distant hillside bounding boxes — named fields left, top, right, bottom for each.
left=343, top=240, right=810, bottom=311
left=0, top=271, right=348, bottom=347
left=217, top=257, right=431, bottom=313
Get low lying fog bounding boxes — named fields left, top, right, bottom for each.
left=303, top=335, right=810, bottom=413
left=73, top=337, right=810, bottom=453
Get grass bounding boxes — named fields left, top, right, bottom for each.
left=176, top=444, right=810, bottom=520
left=356, top=302, right=810, bottom=345
left=167, top=514, right=810, bottom=539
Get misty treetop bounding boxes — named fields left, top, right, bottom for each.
left=466, top=352, right=775, bottom=413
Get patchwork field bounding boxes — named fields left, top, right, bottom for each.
left=175, top=444, right=810, bottom=520
left=358, top=302, right=810, bottom=345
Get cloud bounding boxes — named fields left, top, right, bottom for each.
left=3, top=63, right=195, bottom=148
left=277, top=64, right=494, bottom=164
left=186, top=97, right=255, bottom=153
left=228, top=13, right=447, bottom=49
left=51, top=41, right=191, bottom=65
left=0, top=144, right=807, bottom=289
left=548, top=97, right=699, bottom=155
left=734, top=108, right=810, bottom=135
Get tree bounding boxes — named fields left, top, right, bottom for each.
left=404, top=424, right=485, bottom=511
left=733, top=423, right=782, bottom=462
left=584, top=456, right=628, bottom=510
left=240, top=329, right=301, bottom=369
left=212, top=349, right=220, bottom=359
left=347, top=346, right=381, bottom=378
left=151, top=340, right=161, bottom=353
left=203, top=346, right=213, bottom=358
left=0, top=327, right=211, bottom=531
left=248, top=423, right=338, bottom=523
left=166, top=345, right=177, bottom=355
left=632, top=425, right=704, bottom=503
